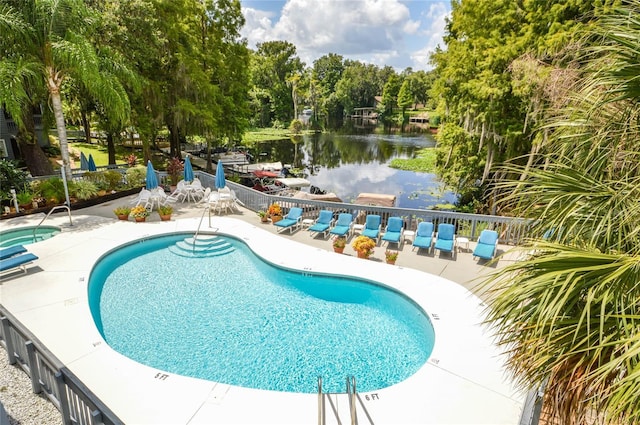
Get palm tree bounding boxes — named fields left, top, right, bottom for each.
left=481, top=3, right=640, bottom=424
left=0, top=0, right=130, bottom=179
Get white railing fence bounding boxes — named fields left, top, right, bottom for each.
left=0, top=306, right=123, bottom=425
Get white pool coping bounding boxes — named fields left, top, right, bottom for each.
left=1, top=215, right=526, bottom=424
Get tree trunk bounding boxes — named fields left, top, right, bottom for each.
left=17, top=108, right=54, bottom=176
left=47, top=71, right=71, bottom=180
left=106, top=132, right=116, bottom=164
left=81, top=111, right=91, bottom=144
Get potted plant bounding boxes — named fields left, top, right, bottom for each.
left=352, top=235, right=375, bottom=259
left=113, top=206, right=131, bottom=220
left=166, top=157, right=184, bottom=189
left=257, top=210, right=269, bottom=223
left=385, top=249, right=399, bottom=265
left=129, top=205, right=149, bottom=222
left=158, top=204, right=173, bottom=221
left=267, top=203, right=282, bottom=224
left=332, top=236, right=346, bottom=253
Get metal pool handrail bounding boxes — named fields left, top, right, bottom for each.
left=33, top=204, right=72, bottom=241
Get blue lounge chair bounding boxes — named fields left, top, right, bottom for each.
left=329, top=213, right=354, bottom=238
left=381, top=217, right=404, bottom=248
left=473, top=229, right=499, bottom=260
left=433, top=223, right=456, bottom=256
left=361, top=215, right=381, bottom=243
left=412, top=222, right=434, bottom=252
left=274, top=207, right=303, bottom=234
left=0, top=245, right=27, bottom=260
left=308, top=210, right=334, bottom=238
left=0, top=253, right=39, bottom=275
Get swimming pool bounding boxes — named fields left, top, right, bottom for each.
left=0, top=225, right=61, bottom=248
left=88, top=233, right=435, bottom=394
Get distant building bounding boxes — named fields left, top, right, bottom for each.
left=0, top=107, right=47, bottom=160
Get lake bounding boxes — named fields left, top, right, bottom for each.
left=251, top=132, right=458, bottom=210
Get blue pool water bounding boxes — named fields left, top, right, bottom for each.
left=88, top=233, right=435, bottom=394
left=0, top=226, right=61, bottom=248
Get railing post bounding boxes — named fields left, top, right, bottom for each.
left=26, top=341, right=42, bottom=394
left=0, top=317, right=16, bottom=364
left=91, top=409, right=104, bottom=424
left=55, top=371, right=73, bottom=425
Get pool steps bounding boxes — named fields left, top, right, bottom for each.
left=168, top=235, right=235, bottom=257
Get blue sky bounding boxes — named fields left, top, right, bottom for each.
left=239, top=0, right=451, bottom=71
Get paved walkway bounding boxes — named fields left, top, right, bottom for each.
left=0, top=196, right=518, bottom=423
left=64, top=193, right=519, bottom=299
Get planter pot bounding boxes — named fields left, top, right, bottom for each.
left=117, top=214, right=129, bottom=221
left=134, top=217, right=146, bottom=222
left=160, top=214, right=172, bottom=221
left=333, top=247, right=345, bottom=254
left=386, top=260, right=396, bottom=265
left=260, top=216, right=269, bottom=223
left=357, top=251, right=369, bottom=259
left=271, top=215, right=283, bottom=224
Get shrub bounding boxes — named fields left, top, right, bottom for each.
left=125, top=165, right=146, bottom=188
left=103, top=170, right=124, bottom=190
left=0, top=159, right=29, bottom=201
left=39, top=177, right=66, bottom=204
left=70, top=180, right=99, bottom=200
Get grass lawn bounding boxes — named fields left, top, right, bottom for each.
left=69, top=142, right=131, bottom=167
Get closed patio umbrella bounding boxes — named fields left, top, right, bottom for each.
left=88, top=154, right=97, bottom=171
left=80, top=152, right=88, bottom=170
left=146, top=160, right=158, bottom=189
left=184, top=155, right=194, bottom=182
left=215, top=160, right=226, bottom=189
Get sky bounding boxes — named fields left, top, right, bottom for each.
left=239, top=0, right=451, bottom=72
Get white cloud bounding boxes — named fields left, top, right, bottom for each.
left=240, top=0, right=449, bottom=71
left=409, top=2, right=449, bottom=70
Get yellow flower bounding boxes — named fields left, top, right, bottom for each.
left=267, top=203, right=282, bottom=216
left=130, top=205, right=149, bottom=218
left=352, top=236, right=375, bottom=257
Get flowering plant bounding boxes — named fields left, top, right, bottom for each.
left=126, top=154, right=137, bottom=167
left=267, top=203, right=282, bottom=216
left=332, top=236, right=346, bottom=248
left=166, top=157, right=184, bottom=185
left=129, top=205, right=149, bottom=218
left=352, top=236, right=375, bottom=257
left=385, top=249, right=398, bottom=262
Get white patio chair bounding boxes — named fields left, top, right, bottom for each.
left=166, top=180, right=188, bottom=203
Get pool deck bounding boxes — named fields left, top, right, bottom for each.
left=0, top=197, right=526, bottom=424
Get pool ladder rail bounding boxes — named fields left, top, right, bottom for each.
left=317, top=376, right=374, bottom=425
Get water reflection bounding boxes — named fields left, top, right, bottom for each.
left=251, top=132, right=457, bottom=209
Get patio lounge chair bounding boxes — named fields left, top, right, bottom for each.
left=412, top=221, right=434, bottom=252
left=0, top=245, right=27, bottom=260
left=307, top=210, right=334, bottom=238
left=473, top=229, right=499, bottom=260
left=0, top=252, right=38, bottom=275
left=434, top=223, right=456, bottom=257
left=381, top=217, right=404, bottom=248
left=361, top=214, right=381, bottom=243
left=329, top=213, right=354, bottom=238
left=274, top=207, right=304, bottom=234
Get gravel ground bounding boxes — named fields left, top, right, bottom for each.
left=0, top=348, right=62, bottom=425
